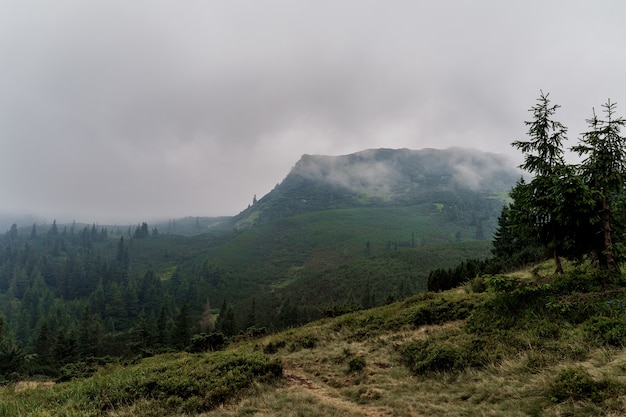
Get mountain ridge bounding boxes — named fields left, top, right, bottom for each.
left=0, top=147, right=518, bottom=234
left=234, top=147, right=518, bottom=228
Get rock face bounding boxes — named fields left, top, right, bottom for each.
left=235, top=147, right=519, bottom=227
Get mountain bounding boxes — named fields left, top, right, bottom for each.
left=234, top=147, right=518, bottom=228
left=171, top=147, right=521, bottom=327
left=0, top=146, right=521, bottom=380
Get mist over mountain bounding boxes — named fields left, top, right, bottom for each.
left=296, top=147, right=517, bottom=192
left=0, top=213, right=46, bottom=235
left=0, top=147, right=519, bottom=233
left=235, top=147, right=519, bottom=227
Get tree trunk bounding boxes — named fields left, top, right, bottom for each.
left=601, top=192, right=619, bottom=273
left=554, top=249, right=564, bottom=274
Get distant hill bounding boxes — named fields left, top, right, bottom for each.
left=234, top=147, right=518, bottom=228
left=172, top=147, right=520, bottom=327
left=164, top=147, right=521, bottom=326
left=0, top=213, right=45, bottom=234
left=0, top=147, right=522, bottom=365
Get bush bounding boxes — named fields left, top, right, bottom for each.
left=549, top=366, right=621, bottom=404
left=263, top=339, right=286, bottom=354
left=0, top=340, right=26, bottom=383
left=522, top=318, right=561, bottom=341
left=465, top=298, right=517, bottom=333
left=289, top=335, right=318, bottom=351
left=466, top=283, right=553, bottom=334
left=189, top=333, right=226, bottom=353
left=583, top=316, right=626, bottom=346
left=550, top=366, right=595, bottom=402
left=427, top=258, right=503, bottom=292
left=466, top=276, right=487, bottom=293
left=299, top=335, right=318, bottom=349
left=93, top=352, right=283, bottom=414
left=54, top=356, right=121, bottom=382
left=483, top=274, right=520, bottom=293
left=347, top=357, right=366, bottom=373
left=551, top=269, right=604, bottom=293
left=401, top=333, right=492, bottom=375
left=412, top=297, right=476, bottom=327
left=0, top=351, right=284, bottom=416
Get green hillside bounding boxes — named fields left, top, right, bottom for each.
left=0, top=190, right=504, bottom=372
left=172, top=204, right=499, bottom=329
left=5, top=262, right=626, bottom=416
left=0, top=147, right=518, bottom=392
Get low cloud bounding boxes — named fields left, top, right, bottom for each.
left=0, top=1, right=623, bottom=222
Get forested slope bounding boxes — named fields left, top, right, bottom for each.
left=0, top=147, right=518, bottom=382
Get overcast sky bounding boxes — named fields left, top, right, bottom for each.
left=1, top=1, right=625, bottom=224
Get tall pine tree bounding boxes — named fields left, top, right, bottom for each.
left=572, top=100, right=626, bottom=272
left=511, top=92, right=570, bottom=273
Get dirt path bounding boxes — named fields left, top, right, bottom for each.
left=283, top=365, right=389, bottom=417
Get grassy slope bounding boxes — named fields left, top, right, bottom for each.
left=7, top=262, right=626, bottom=416
left=209, top=263, right=626, bottom=417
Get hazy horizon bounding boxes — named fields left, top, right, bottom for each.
left=0, top=145, right=518, bottom=226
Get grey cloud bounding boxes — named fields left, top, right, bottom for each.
left=0, top=1, right=625, bottom=222
left=445, top=147, right=519, bottom=190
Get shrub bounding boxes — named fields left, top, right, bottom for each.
left=0, top=352, right=283, bottom=416
left=263, top=339, right=286, bottom=354
left=550, top=366, right=595, bottom=402
left=467, top=276, right=487, bottom=293
left=401, top=333, right=492, bottom=375
left=583, top=316, right=626, bottom=346
left=549, top=366, right=622, bottom=404
left=289, top=335, right=318, bottom=351
left=56, top=356, right=118, bottom=382
left=299, top=335, right=318, bottom=349
left=466, top=283, right=553, bottom=334
left=189, top=333, right=226, bottom=353
left=244, top=326, right=268, bottom=338
left=0, top=340, right=26, bottom=383
left=412, top=297, right=476, bottom=327
left=347, top=357, right=366, bottom=373
left=531, top=318, right=562, bottom=340
left=427, top=258, right=502, bottom=292
left=483, top=274, right=520, bottom=293
left=465, top=298, right=517, bottom=333
left=551, top=269, right=604, bottom=293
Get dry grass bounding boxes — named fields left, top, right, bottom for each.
left=198, top=289, right=626, bottom=417
left=12, top=381, right=55, bottom=392
left=199, top=323, right=538, bottom=416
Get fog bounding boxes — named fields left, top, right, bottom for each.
left=1, top=1, right=625, bottom=223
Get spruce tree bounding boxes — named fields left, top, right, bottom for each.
left=172, top=304, right=192, bottom=349
left=572, top=100, right=626, bottom=272
left=511, top=92, right=570, bottom=273
left=215, top=300, right=235, bottom=337
left=492, top=182, right=544, bottom=268
left=33, top=320, right=54, bottom=368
